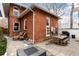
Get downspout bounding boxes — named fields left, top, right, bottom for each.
left=26, top=8, right=35, bottom=44
left=19, top=4, right=35, bottom=44
left=33, top=12, right=35, bottom=44
left=70, top=3, right=74, bottom=29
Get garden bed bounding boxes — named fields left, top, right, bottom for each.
left=0, top=36, right=7, bottom=56
left=0, top=28, right=7, bottom=56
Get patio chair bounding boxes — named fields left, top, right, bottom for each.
left=13, top=32, right=24, bottom=40
left=19, top=32, right=27, bottom=40
left=13, top=31, right=27, bottom=40
left=60, top=37, right=69, bottom=46
left=52, top=37, right=60, bottom=44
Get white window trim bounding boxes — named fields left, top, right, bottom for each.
left=13, top=8, right=20, bottom=17
left=46, top=17, right=50, bottom=27
left=46, top=17, right=51, bottom=37
left=24, top=19, right=27, bottom=30
left=13, top=21, right=20, bottom=32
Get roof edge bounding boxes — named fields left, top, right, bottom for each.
left=19, top=4, right=61, bottom=19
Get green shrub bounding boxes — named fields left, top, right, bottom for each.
left=0, top=28, right=7, bottom=56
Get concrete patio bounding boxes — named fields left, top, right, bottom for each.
left=4, top=36, right=52, bottom=56
left=4, top=36, right=28, bottom=56
left=4, top=36, right=79, bottom=56
left=36, top=38, right=79, bottom=56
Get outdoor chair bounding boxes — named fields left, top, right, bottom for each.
left=13, top=32, right=24, bottom=40
left=19, top=32, right=27, bottom=40
left=60, top=37, right=69, bottom=46
left=52, top=37, right=60, bottom=44
left=13, top=31, right=27, bottom=40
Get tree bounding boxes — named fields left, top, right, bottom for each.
left=21, top=3, right=66, bottom=16
left=41, top=3, right=66, bottom=16
left=70, top=3, right=74, bottom=29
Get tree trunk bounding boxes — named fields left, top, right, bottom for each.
left=70, top=3, right=74, bottom=29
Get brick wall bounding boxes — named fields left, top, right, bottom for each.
left=34, top=8, right=58, bottom=42
left=21, top=11, right=33, bottom=40
left=9, top=3, right=25, bottom=36
left=9, top=4, right=58, bottom=43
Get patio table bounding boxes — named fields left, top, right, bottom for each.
left=54, top=35, right=67, bottom=39
left=53, top=35, right=68, bottom=45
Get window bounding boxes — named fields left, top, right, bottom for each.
left=46, top=17, right=50, bottom=36
left=46, top=17, right=50, bottom=26
left=24, top=19, right=27, bottom=30
left=13, top=6, right=19, bottom=16
left=46, top=19, right=49, bottom=25
left=13, top=21, right=20, bottom=32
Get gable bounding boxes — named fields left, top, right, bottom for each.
left=33, top=7, right=59, bottom=19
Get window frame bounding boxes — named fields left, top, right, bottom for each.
left=13, top=6, right=20, bottom=17
left=13, top=21, right=20, bottom=32
left=46, top=17, right=50, bottom=27
left=24, top=19, right=27, bottom=30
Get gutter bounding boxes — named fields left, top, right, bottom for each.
left=19, top=4, right=35, bottom=44
left=28, top=8, right=35, bottom=44
left=33, top=12, right=35, bottom=44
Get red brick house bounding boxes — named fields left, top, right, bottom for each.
left=4, top=3, right=60, bottom=43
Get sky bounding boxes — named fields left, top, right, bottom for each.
left=61, top=3, right=79, bottom=23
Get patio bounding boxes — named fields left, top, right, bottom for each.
left=4, top=36, right=28, bottom=56
left=4, top=36, right=79, bottom=56
left=4, top=36, right=52, bottom=56
left=36, top=38, right=79, bottom=56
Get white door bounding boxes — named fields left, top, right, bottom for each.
left=46, top=17, right=50, bottom=37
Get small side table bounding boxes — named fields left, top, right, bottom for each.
left=71, top=34, right=75, bottom=39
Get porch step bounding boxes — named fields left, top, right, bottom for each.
left=23, top=40, right=33, bottom=45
